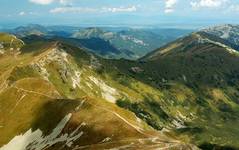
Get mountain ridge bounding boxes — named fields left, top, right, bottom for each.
left=0, top=34, right=198, bottom=149
left=1, top=24, right=239, bottom=149
left=2, top=24, right=193, bottom=60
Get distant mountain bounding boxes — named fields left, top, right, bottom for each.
left=5, top=25, right=192, bottom=60
left=201, top=24, right=239, bottom=51
left=9, top=24, right=78, bottom=38
left=15, top=25, right=192, bottom=59
left=202, top=24, right=239, bottom=47
left=12, top=24, right=48, bottom=37
left=72, top=27, right=192, bottom=59
left=72, top=27, right=106, bottom=38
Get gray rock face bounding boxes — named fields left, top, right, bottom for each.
left=202, top=24, right=239, bottom=46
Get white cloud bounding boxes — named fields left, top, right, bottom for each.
left=50, top=6, right=137, bottom=14
left=50, top=7, right=98, bottom=13
left=190, top=0, right=229, bottom=9
left=18, top=11, right=39, bottom=16
left=165, top=0, right=177, bottom=13
left=59, top=0, right=72, bottom=5
left=19, top=11, right=26, bottom=16
left=164, top=8, right=174, bottom=13
left=29, top=0, right=71, bottom=5
left=29, top=0, right=54, bottom=5
left=103, top=6, right=137, bottom=13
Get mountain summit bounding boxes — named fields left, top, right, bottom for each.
left=202, top=24, right=239, bottom=42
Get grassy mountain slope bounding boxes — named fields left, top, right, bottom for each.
left=1, top=25, right=239, bottom=149
left=0, top=33, right=24, bottom=55
left=0, top=33, right=197, bottom=150
left=133, top=32, right=239, bottom=148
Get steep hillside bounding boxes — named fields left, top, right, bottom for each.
left=1, top=25, right=239, bottom=149
left=0, top=33, right=24, bottom=55
left=0, top=33, right=197, bottom=150
left=133, top=31, right=239, bottom=148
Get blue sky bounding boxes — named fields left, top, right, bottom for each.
left=0, top=0, right=239, bottom=28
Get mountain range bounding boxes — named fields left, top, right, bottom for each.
left=0, top=24, right=239, bottom=150
left=1, top=24, right=192, bottom=60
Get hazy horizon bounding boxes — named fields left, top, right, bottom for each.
left=1, top=0, right=239, bottom=29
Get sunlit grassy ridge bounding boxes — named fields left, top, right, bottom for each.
left=0, top=33, right=197, bottom=150
left=1, top=30, right=239, bottom=149
left=137, top=32, right=239, bottom=148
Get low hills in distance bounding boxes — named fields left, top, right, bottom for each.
left=1, top=24, right=193, bottom=60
